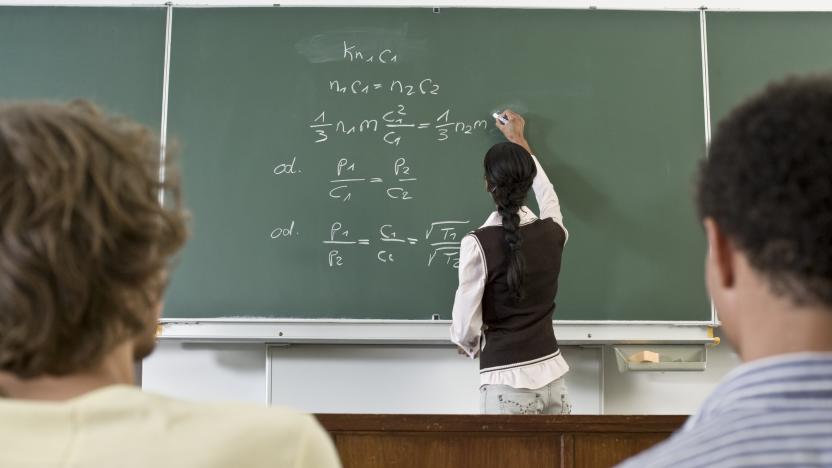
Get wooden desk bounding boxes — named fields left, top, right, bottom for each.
left=317, top=414, right=685, bottom=468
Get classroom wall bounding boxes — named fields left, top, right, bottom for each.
left=142, top=342, right=267, bottom=404
left=142, top=341, right=741, bottom=414
left=143, top=344, right=603, bottom=412
left=268, top=345, right=603, bottom=414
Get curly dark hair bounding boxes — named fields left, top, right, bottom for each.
left=697, top=75, right=832, bottom=307
left=0, top=100, right=188, bottom=378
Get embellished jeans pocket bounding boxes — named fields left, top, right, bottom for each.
left=497, top=392, right=545, bottom=415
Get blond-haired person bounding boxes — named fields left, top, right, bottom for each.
left=0, top=101, right=341, bottom=468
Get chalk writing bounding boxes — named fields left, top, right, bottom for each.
left=309, top=106, right=488, bottom=146
left=343, top=41, right=398, bottom=63
left=321, top=220, right=471, bottom=268
left=270, top=221, right=297, bottom=239
left=328, top=157, right=417, bottom=202
left=273, top=156, right=300, bottom=175
left=273, top=38, right=491, bottom=275
left=328, top=78, right=440, bottom=96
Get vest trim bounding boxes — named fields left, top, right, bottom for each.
left=468, top=233, right=488, bottom=277
left=480, top=349, right=562, bottom=373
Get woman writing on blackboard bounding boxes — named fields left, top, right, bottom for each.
left=450, top=110, right=571, bottom=415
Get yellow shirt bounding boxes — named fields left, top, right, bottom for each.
left=0, top=385, right=341, bottom=468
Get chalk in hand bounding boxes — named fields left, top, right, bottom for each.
left=492, top=112, right=508, bottom=125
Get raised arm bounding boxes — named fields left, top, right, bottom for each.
left=495, top=110, right=568, bottom=239
left=530, top=155, right=567, bottom=237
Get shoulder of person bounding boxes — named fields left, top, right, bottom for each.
left=156, top=394, right=320, bottom=436
left=469, top=226, right=502, bottom=236
left=136, top=389, right=337, bottom=465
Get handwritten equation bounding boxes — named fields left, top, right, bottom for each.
left=323, top=220, right=471, bottom=268
left=329, top=78, right=440, bottom=96
left=310, top=107, right=488, bottom=146
left=328, top=157, right=415, bottom=202
left=342, top=41, right=399, bottom=64
left=268, top=39, right=490, bottom=272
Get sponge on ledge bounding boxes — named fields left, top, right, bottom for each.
left=629, top=350, right=660, bottom=363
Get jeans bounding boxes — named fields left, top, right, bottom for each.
left=480, top=377, right=572, bottom=415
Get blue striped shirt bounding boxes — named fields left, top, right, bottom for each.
left=617, top=352, right=832, bottom=468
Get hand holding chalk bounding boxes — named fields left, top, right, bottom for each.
left=492, top=112, right=509, bottom=125
left=495, top=109, right=532, bottom=154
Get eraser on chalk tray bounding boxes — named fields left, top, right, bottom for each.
left=629, top=350, right=660, bottom=363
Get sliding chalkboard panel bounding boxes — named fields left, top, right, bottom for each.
left=165, top=8, right=709, bottom=321
left=0, top=7, right=165, bottom=129
left=708, top=12, right=832, bottom=124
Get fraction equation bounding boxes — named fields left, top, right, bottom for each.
left=323, top=220, right=471, bottom=268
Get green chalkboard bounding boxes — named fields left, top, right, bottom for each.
left=0, top=7, right=165, bottom=130
left=165, top=8, right=710, bottom=321
left=708, top=12, right=832, bottom=124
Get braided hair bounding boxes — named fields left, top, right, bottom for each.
left=484, top=142, right=537, bottom=302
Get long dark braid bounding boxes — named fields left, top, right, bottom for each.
left=484, top=142, right=537, bottom=302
